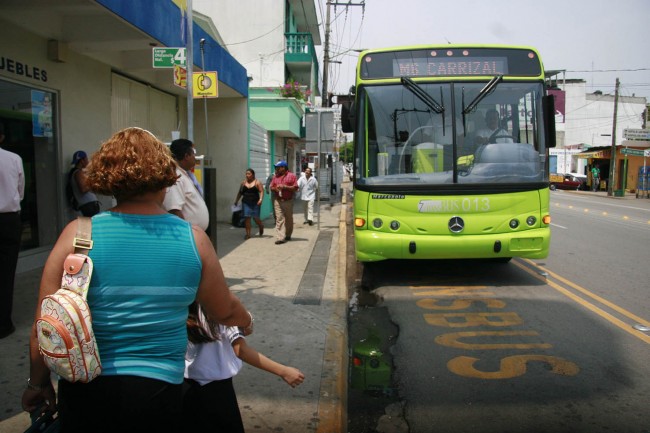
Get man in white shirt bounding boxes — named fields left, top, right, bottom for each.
left=298, top=167, right=318, bottom=225
left=163, top=138, right=209, bottom=231
left=475, top=109, right=513, bottom=145
left=0, top=122, right=24, bottom=338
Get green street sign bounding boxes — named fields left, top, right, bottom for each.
left=621, top=148, right=645, bottom=156
left=152, top=47, right=187, bottom=68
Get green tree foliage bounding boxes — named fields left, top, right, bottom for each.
left=338, top=141, right=353, bottom=163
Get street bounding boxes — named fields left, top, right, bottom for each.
left=347, top=191, right=650, bottom=433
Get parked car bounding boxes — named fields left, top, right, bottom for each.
left=550, top=173, right=587, bottom=191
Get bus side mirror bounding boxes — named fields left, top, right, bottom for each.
left=341, top=100, right=355, bottom=133
left=543, top=94, right=556, bottom=148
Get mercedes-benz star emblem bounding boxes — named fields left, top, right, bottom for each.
left=448, top=216, right=464, bottom=233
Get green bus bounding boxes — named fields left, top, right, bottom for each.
left=341, top=44, right=556, bottom=262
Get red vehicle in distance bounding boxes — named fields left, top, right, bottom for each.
left=550, top=173, right=587, bottom=191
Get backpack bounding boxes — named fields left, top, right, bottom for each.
left=37, top=217, right=102, bottom=383
left=66, top=169, right=79, bottom=211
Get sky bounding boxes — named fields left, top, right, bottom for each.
left=317, top=0, right=650, bottom=102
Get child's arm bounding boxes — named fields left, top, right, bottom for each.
left=232, top=338, right=305, bottom=388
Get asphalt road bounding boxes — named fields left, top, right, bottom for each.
left=347, top=191, right=650, bottom=433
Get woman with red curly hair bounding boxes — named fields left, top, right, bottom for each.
left=22, top=127, right=254, bottom=433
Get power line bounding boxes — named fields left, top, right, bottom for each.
left=566, top=68, right=650, bottom=73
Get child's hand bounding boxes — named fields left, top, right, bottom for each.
left=281, top=367, right=305, bottom=388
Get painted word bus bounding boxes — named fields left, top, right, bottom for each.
left=341, top=45, right=556, bottom=262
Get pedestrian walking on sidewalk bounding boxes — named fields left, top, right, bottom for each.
left=183, top=302, right=304, bottom=433
left=22, top=127, right=253, bottom=433
left=298, top=167, right=318, bottom=225
left=0, top=122, right=24, bottom=339
left=591, top=164, right=601, bottom=192
left=234, top=168, right=264, bottom=239
left=269, top=160, right=298, bottom=244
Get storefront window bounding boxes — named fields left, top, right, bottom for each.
left=0, top=79, right=60, bottom=252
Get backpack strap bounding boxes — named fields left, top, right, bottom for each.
left=73, top=216, right=93, bottom=254
left=62, top=217, right=94, bottom=297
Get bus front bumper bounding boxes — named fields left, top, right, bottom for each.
left=354, top=228, right=550, bottom=262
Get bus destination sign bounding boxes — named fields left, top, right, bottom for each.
left=394, top=57, right=508, bottom=77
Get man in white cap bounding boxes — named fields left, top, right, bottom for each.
left=269, top=160, right=298, bottom=244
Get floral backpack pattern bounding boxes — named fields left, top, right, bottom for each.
left=36, top=217, right=102, bottom=382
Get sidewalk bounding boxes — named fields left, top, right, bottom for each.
left=0, top=192, right=349, bottom=433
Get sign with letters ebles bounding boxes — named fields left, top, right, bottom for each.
left=0, top=56, right=48, bottom=82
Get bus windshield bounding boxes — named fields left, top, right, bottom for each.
left=356, top=81, right=548, bottom=188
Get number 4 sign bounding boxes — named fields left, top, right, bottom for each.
left=152, top=47, right=187, bottom=68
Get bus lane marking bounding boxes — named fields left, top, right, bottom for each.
left=411, top=285, right=578, bottom=379
left=517, top=259, right=650, bottom=345
left=447, top=354, right=580, bottom=379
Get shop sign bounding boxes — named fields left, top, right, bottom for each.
left=152, top=47, right=187, bottom=68
left=621, top=148, right=646, bottom=157
left=623, top=129, right=650, bottom=141
left=192, top=71, right=218, bottom=98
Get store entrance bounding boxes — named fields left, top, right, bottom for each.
left=0, top=79, right=61, bottom=255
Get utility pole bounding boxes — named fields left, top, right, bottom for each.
left=607, top=78, right=619, bottom=196
left=322, top=1, right=331, bottom=107
left=322, top=1, right=365, bottom=107
left=186, top=0, right=194, bottom=142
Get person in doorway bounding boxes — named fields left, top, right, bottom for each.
left=269, top=160, right=298, bottom=244
left=183, top=302, right=304, bottom=433
left=163, top=138, right=209, bottom=231
left=298, top=167, right=318, bottom=226
left=591, top=164, right=601, bottom=192
left=474, top=109, right=513, bottom=145
left=234, top=168, right=264, bottom=239
left=22, top=127, right=253, bottom=433
left=69, top=150, right=101, bottom=217
left=0, top=122, right=24, bottom=339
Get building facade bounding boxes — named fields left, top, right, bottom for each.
left=550, top=78, right=648, bottom=192
left=1, top=0, right=251, bottom=272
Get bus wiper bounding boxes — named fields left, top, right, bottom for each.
left=400, top=77, right=444, bottom=114
left=462, top=75, right=503, bottom=114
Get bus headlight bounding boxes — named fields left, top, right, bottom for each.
left=389, top=220, right=400, bottom=230
left=526, top=216, right=537, bottom=226
left=372, top=218, right=382, bottom=228
left=509, top=219, right=519, bottom=229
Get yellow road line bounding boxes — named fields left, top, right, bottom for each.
left=513, top=260, right=650, bottom=345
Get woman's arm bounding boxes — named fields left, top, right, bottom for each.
left=234, top=182, right=243, bottom=204
left=232, top=338, right=305, bottom=388
left=194, top=228, right=252, bottom=332
left=256, top=180, right=264, bottom=204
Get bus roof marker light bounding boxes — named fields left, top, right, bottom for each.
left=446, top=50, right=453, bottom=56
left=462, top=50, right=469, bottom=56
left=528, top=52, right=535, bottom=59
left=430, top=51, right=437, bottom=57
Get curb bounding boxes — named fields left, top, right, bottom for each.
left=316, top=188, right=349, bottom=433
